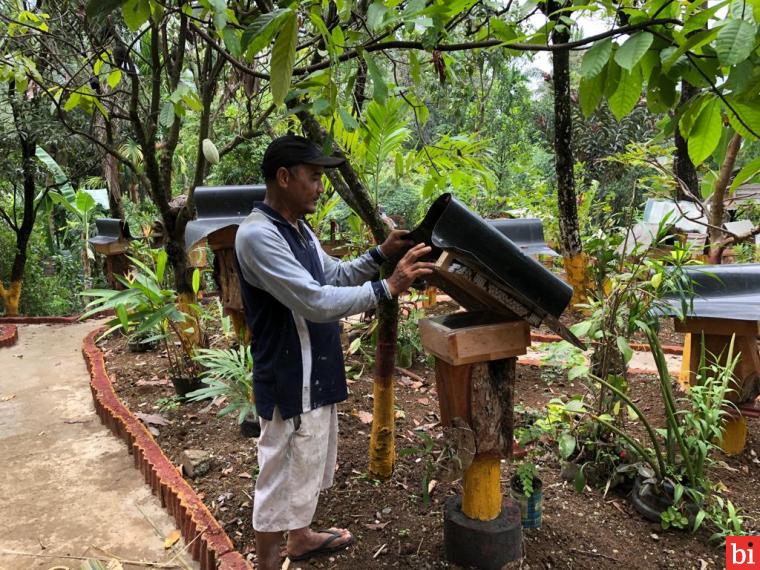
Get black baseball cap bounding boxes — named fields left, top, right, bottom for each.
left=262, top=135, right=345, bottom=180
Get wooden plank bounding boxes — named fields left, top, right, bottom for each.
left=420, top=315, right=530, bottom=366
left=207, top=226, right=238, bottom=251
left=673, top=317, right=759, bottom=337
left=94, top=241, right=129, bottom=255
left=434, top=359, right=473, bottom=427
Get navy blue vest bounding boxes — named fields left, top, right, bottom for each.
left=236, top=204, right=346, bottom=420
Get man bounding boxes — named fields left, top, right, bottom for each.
left=235, top=135, right=435, bottom=569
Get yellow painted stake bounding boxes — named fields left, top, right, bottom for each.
left=462, top=455, right=502, bottom=521
left=678, top=333, right=692, bottom=390
left=720, top=416, right=748, bottom=456
left=0, top=280, right=22, bottom=316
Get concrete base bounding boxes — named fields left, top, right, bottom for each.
left=444, top=496, right=523, bottom=570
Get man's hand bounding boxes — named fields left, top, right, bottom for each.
left=386, top=243, right=436, bottom=297
left=379, top=229, right=413, bottom=258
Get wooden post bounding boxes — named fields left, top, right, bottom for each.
left=208, top=227, right=250, bottom=344
left=674, top=317, right=760, bottom=454
left=421, top=313, right=529, bottom=521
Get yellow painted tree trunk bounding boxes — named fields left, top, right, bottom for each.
left=564, top=253, right=589, bottom=306
left=368, top=299, right=399, bottom=479
left=462, top=455, right=502, bottom=521
left=0, top=281, right=23, bottom=316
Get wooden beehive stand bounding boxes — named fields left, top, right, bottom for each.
left=418, top=251, right=531, bottom=569
left=93, top=238, right=131, bottom=290
left=207, top=226, right=249, bottom=342
left=676, top=317, right=760, bottom=454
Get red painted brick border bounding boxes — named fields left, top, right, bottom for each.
left=82, top=328, right=252, bottom=570
left=530, top=332, right=684, bottom=356
left=0, top=324, right=18, bottom=347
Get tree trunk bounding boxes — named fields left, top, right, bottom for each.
left=297, top=109, right=398, bottom=479
left=674, top=82, right=700, bottom=200
left=549, top=14, right=586, bottom=304
left=708, top=133, right=743, bottom=263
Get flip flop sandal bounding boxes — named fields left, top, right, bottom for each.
left=288, top=528, right=356, bottom=561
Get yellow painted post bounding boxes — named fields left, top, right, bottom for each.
left=461, top=455, right=502, bottom=521
left=678, top=333, right=692, bottom=389
left=720, top=416, right=748, bottom=455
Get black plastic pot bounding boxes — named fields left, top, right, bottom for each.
left=127, top=337, right=159, bottom=353
left=171, top=376, right=203, bottom=397
left=631, top=475, right=699, bottom=525
left=240, top=417, right=261, bottom=438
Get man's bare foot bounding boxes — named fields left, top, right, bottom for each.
left=287, top=527, right=355, bottom=560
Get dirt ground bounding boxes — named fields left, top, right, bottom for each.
left=98, top=308, right=760, bottom=570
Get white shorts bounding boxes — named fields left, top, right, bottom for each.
left=252, top=404, right=338, bottom=532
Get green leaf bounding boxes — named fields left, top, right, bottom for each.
left=688, top=99, right=722, bottom=165
left=338, top=107, right=359, bottom=131
left=616, top=336, right=634, bottom=364
left=106, top=69, right=122, bottom=89
left=86, top=0, right=128, bottom=20
left=270, top=12, right=297, bottom=106
left=730, top=154, right=760, bottom=192
left=117, top=304, right=129, bottom=331
left=716, top=19, right=757, bottom=66
left=559, top=432, right=576, bottom=459
left=242, top=9, right=292, bottom=57
left=159, top=101, right=175, bottom=127
left=36, top=147, right=74, bottom=200
left=661, top=28, right=718, bottom=72
left=579, top=72, right=603, bottom=117
left=614, top=32, right=653, bottom=71
left=580, top=38, right=612, bottom=78
left=678, top=93, right=710, bottom=138
left=122, top=0, right=151, bottom=32
left=608, top=67, right=642, bottom=120
left=573, top=467, right=586, bottom=493
left=725, top=97, right=760, bottom=139
left=692, top=509, right=707, bottom=532
left=364, top=54, right=387, bottom=104
left=192, top=268, right=201, bottom=295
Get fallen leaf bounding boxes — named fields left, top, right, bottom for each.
left=149, top=426, right=160, bottom=437
left=698, top=559, right=708, bottom=570
left=135, top=412, right=170, bottom=426
left=416, top=397, right=430, bottom=406
left=222, top=466, right=234, bottom=476
left=608, top=500, right=626, bottom=515
left=238, top=472, right=253, bottom=479
left=0, top=394, right=16, bottom=402
left=411, top=381, right=423, bottom=390
left=136, top=377, right=170, bottom=387
left=358, top=411, right=373, bottom=424
left=364, top=522, right=389, bottom=530
left=164, top=529, right=181, bottom=549
left=428, top=479, right=438, bottom=495
left=395, top=410, right=406, bottom=419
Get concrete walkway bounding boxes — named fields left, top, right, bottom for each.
left=0, top=322, right=198, bottom=570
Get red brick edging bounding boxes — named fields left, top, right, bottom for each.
left=0, top=324, right=18, bottom=347
left=530, top=332, right=684, bottom=355
left=81, top=328, right=252, bottom=570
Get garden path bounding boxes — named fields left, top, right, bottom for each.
left=0, top=322, right=198, bottom=570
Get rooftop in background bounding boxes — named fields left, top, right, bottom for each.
left=725, top=184, right=760, bottom=210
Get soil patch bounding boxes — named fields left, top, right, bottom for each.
left=100, top=325, right=757, bottom=569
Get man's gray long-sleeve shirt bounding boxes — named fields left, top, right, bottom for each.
left=235, top=204, right=390, bottom=420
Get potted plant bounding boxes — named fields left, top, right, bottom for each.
left=81, top=249, right=204, bottom=396
left=594, top=328, right=743, bottom=537
left=186, top=345, right=259, bottom=438
left=510, top=460, right=543, bottom=529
